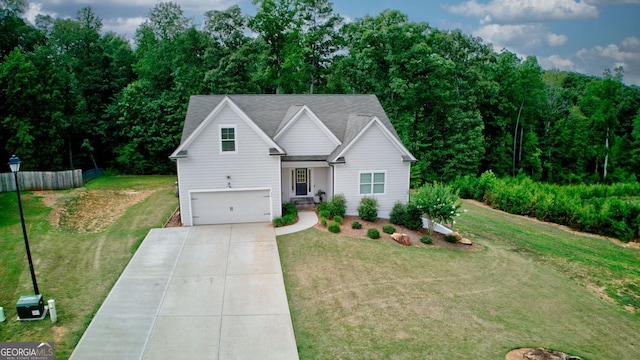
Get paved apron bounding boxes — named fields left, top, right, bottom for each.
left=70, top=223, right=299, bottom=360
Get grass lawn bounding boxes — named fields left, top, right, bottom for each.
left=277, top=199, right=640, bottom=359
left=0, top=176, right=177, bottom=359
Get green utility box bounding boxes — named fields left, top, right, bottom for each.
left=16, top=294, right=44, bottom=319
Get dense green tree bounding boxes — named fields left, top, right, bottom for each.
left=249, top=0, right=299, bottom=93
left=2, top=1, right=639, bottom=182
left=296, top=0, right=343, bottom=93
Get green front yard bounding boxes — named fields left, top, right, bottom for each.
left=0, top=176, right=177, bottom=359
left=277, top=200, right=640, bottom=359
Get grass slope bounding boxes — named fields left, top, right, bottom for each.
left=277, top=200, right=640, bottom=359
left=0, top=176, right=177, bottom=359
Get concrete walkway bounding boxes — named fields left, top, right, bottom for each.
left=70, top=223, right=298, bottom=360
left=275, top=211, right=318, bottom=236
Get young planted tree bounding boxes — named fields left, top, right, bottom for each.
left=412, top=182, right=461, bottom=234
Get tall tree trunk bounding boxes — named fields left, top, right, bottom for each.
left=603, top=126, right=609, bottom=179
left=310, top=72, right=315, bottom=94
left=519, top=126, right=524, bottom=162
left=512, top=97, right=525, bottom=176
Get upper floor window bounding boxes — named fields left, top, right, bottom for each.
left=359, top=171, right=385, bottom=195
left=220, top=125, right=236, bottom=153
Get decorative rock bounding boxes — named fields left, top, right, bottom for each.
left=391, top=233, right=411, bottom=246
left=450, top=231, right=463, bottom=241
left=459, top=238, right=472, bottom=245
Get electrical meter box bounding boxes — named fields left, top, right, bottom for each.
left=16, top=294, right=44, bottom=319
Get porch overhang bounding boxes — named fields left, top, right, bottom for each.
left=281, top=155, right=328, bottom=162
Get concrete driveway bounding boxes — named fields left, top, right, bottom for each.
left=70, top=223, right=299, bottom=360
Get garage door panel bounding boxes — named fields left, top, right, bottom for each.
left=191, top=189, right=271, bottom=225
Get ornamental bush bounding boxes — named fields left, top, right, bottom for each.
left=358, top=197, right=378, bottom=222
left=420, top=236, right=432, bottom=244
left=390, top=202, right=407, bottom=226
left=318, top=209, right=330, bottom=219
left=333, top=215, right=343, bottom=224
left=351, top=221, right=362, bottom=229
left=367, top=228, right=380, bottom=239
left=444, top=234, right=458, bottom=243
left=404, top=202, right=424, bottom=231
left=328, top=222, right=341, bottom=233
left=328, top=194, right=347, bottom=218
left=382, top=225, right=396, bottom=234
left=273, top=202, right=298, bottom=227
left=413, top=182, right=461, bottom=234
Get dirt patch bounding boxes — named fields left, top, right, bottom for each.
left=164, top=207, right=183, bottom=227
left=314, top=215, right=483, bottom=251
left=39, top=189, right=155, bottom=233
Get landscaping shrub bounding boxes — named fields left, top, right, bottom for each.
left=390, top=202, right=406, bottom=226
left=333, top=215, right=343, bottom=224
left=273, top=217, right=287, bottom=227
left=443, top=234, right=458, bottom=243
left=328, top=222, right=341, bottom=233
left=358, top=197, right=378, bottom=222
left=454, top=174, right=640, bottom=242
left=404, top=202, right=424, bottom=231
left=420, top=236, right=432, bottom=244
left=367, top=228, right=380, bottom=239
left=318, top=209, right=330, bottom=219
left=317, top=202, right=331, bottom=214
left=319, top=217, right=327, bottom=226
left=351, top=221, right=362, bottom=229
left=412, top=182, right=461, bottom=234
left=273, top=202, right=298, bottom=227
left=328, top=194, right=347, bottom=218
left=382, top=225, right=396, bottom=234
left=282, top=202, right=298, bottom=217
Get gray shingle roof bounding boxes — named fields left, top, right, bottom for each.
left=180, top=94, right=401, bottom=146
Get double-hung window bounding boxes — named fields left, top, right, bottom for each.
left=220, top=125, right=236, bottom=153
left=359, top=171, right=385, bottom=195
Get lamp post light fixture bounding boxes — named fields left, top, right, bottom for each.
left=8, top=155, right=40, bottom=295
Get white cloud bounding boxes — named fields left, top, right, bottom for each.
left=584, top=0, right=640, bottom=5
left=539, top=54, right=577, bottom=71
left=474, top=23, right=568, bottom=52
left=25, top=3, right=57, bottom=24
left=103, top=17, right=146, bottom=39
left=621, top=36, right=640, bottom=51
left=546, top=33, right=568, bottom=47
left=576, top=37, right=640, bottom=84
left=443, top=0, right=599, bottom=24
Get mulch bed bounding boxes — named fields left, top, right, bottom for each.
left=314, top=215, right=483, bottom=251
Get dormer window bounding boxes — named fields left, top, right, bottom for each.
left=220, top=125, right=237, bottom=153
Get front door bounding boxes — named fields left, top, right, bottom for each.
left=295, top=168, right=308, bottom=196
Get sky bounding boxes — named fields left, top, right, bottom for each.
left=25, top=0, right=640, bottom=85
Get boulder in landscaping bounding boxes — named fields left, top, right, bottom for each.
left=391, top=233, right=411, bottom=246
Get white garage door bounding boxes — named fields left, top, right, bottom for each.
left=190, top=188, right=271, bottom=225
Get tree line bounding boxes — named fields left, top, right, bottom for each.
left=1, top=0, right=639, bottom=184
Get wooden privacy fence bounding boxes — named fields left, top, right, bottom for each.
left=0, top=169, right=83, bottom=192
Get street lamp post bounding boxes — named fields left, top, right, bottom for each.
left=8, top=155, right=40, bottom=295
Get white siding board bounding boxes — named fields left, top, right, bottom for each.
left=177, top=104, right=281, bottom=226
left=333, top=124, right=410, bottom=218
left=276, top=113, right=338, bottom=156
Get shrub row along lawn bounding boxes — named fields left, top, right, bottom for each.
left=453, top=172, right=640, bottom=242
left=0, top=176, right=177, bottom=359
left=277, top=200, right=640, bottom=359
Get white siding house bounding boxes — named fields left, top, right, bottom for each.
left=170, top=95, right=415, bottom=226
